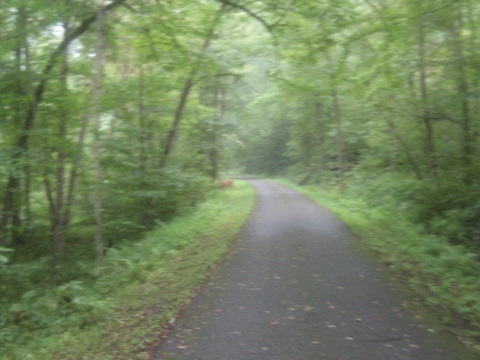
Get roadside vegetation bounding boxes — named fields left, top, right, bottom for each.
left=2, top=0, right=480, bottom=358
left=276, top=177, right=480, bottom=353
left=0, top=181, right=255, bottom=360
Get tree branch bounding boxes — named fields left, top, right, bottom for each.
left=193, top=72, right=238, bottom=86
left=120, top=2, right=136, bottom=12
left=18, top=0, right=127, bottom=150
left=376, top=103, right=480, bottom=137
left=216, top=0, right=273, bottom=31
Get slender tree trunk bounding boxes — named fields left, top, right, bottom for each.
left=466, top=0, right=479, bottom=134
left=24, top=28, right=32, bottom=239
left=326, top=49, right=346, bottom=190
left=209, top=87, right=225, bottom=180
left=20, top=6, right=32, bottom=239
left=162, top=4, right=226, bottom=165
left=386, top=119, right=397, bottom=172
left=138, top=63, right=147, bottom=172
left=163, top=76, right=194, bottom=161
left=11, top=6, right=28, bottom=244
left=51, top=20, right=71, bottom=286
left=453, top=15, right=474, bottom=183
left=0, top=0, right=126, bottom=247
left=315, top=95, right=328, bottom=182
left=1, top=6, right=29, bottom=247
left=64, top=111, right=90, bottom=231
left=386, top=118, right=423, bottom=180
left=418, top=21, right=436, bottom=177
left=298, top=96, right=327, bottom=185
left=450, top=5, right=473, bottom=184
left=331, top=83, right=345, bottom=190
left=1, top=172, right=21, bottom=248
left=43, top=166, right=55, bottom=223
left=92, top=0, right=106, bottom=263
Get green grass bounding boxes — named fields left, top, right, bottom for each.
left=274, top=178, right=480, bottom=353
left=5, top=176, right=480, bottom=357
left=0, top=180, right=255, bottom=360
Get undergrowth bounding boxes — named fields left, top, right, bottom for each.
left=0, top=180, right=255, bottom=360
left=275, top=179, right=480, bottom=353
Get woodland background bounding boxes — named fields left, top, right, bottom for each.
left=1, top=0, right=480, bottom=357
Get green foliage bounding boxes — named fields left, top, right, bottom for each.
left=2, top=0, right=480, bottom=355
left=347, top=171, right=480, bottom=251
left=282, top=178, right=480, bottom=349
left=402, top=180, right=480, bottom=250
left=101, top=166, right=210, bottom=245
left=1, top=257, right=50, bottom=301
left=243, top=117, right=292, bottom=176
left=0, top=180, right=255, bottom=359
left=0, top=247, right=13, bottom=267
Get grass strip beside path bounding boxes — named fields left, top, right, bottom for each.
left=3, top=180, right=255, bottom=360
left=275, top=179, right=480, bottom=354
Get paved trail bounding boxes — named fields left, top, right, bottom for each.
left=153, top=180, right=474, bottom=359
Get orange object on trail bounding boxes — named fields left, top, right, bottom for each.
left=219, top=179, right=234, bottom=187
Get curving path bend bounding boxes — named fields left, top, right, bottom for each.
left=153, top=180, right=474, bottom=360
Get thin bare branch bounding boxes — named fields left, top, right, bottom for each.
left=216, top=0, right=273, bottom=31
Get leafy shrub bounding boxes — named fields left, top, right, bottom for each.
left=339, top=168, right=480, bottom=251
left=101, top=166, right=210, bottom=245
left=402, top=180, right=480, bottom=250
left=0, top=247, right=13, bottom=267
left=1, top=257, right=50, bottom=300
left=294, top=178, right=480, bottom=344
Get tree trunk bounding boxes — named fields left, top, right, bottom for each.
left=326, top=48, right=346, bottom=190
left=315, top=96, right=326, bottom=167
left=386, top=118, right=423, bottom=180
left=1, top=6, right=29, bottom=247
left=162, top=4, right=226, bottom=165
left=0, top=0, right=126, bottom=247
left=163, top=76, right=194, bottom=161
left=50, top=20, right=70, bottom=286
left=386, top=118, right=397, bottom=172
left=19, top=5, right=32, bottom=241
left=209, top=87, right=225, bottom=180
left=92, top=0, right=106, bottom=263
left=466, top=0, right=479, bottom=137
left=332, top=83, right=345, bottom=190
left=64, top=111, right=90, bottom=232
left=450, top=5, right=473, bottom=184
left=138, top=63, right=147, bottom=172
left=418, top=21, right=436, bottom=177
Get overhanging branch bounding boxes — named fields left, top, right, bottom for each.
left=194, top=72, right=239, bottom=86
left=19, top=0, right=128, bottom=150
left=216, top=0, right=273, bottom=31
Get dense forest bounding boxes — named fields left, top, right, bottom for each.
left=1, top=0, right=480, bottom=357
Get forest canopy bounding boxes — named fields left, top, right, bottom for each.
left=0, top=0, right=479, bottom=267
left=1, top=0, right=480, bottom=341
left=1, top=0, right=480, bottom=357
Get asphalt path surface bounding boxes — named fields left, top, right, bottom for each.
left=154, top=180, right=474, bottom=360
